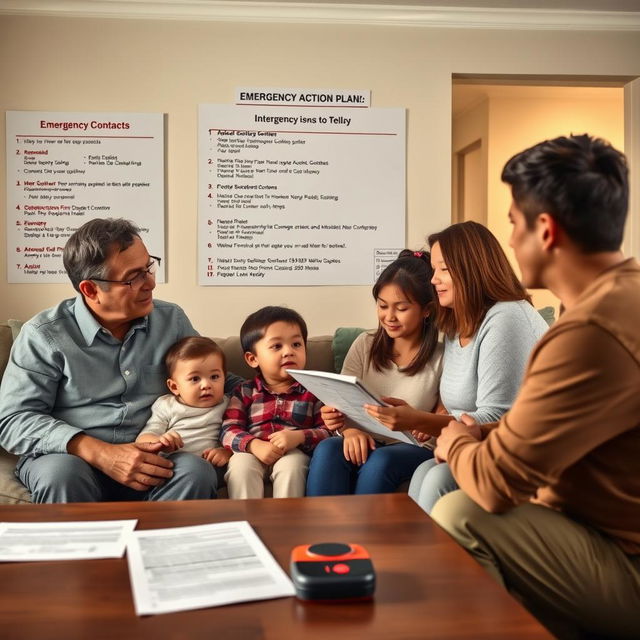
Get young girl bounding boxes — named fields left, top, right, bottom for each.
left=363, top=222, right=549, bottom=512
left=305, top=250, right=443, bottom=495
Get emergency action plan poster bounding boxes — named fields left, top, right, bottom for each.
left=198, top=90, right=405, bottom=285
left=6, top=111, right=164, bottom=283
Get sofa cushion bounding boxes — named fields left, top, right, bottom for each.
left=0, top=450, right=30, bottom=503
left=211, top=335, right=253, bottom=380
left=8, top=319, right=24, bottom=340
left=537, top=306, right=555, bottom=326
left=332, top=327, right=367, bottom=373
left=305, top=335, right=335, bottom=373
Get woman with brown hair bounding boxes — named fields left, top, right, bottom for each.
left=363, top=221, right=548, bottom=511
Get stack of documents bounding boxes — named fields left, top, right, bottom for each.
left=0, top=519, right=294, bottom=615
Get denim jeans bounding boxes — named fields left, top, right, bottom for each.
left=306, top=436, right=434, bottom=496
left=408, top=458, right=458, bottom=513
left=18, top=451, right=218, bottom=503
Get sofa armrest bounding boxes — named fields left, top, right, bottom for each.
left=0, top=450, right=30, bottom=504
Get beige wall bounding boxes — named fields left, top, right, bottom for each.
left=1, top=16, right=639, bottom=336
left=453, top=87, right=624, bottom=314
left=486, top=89, right=624, bottom=313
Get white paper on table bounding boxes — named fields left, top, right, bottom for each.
left=126, top=520, right=295, bottom=616
left=0, top=519, right=137, bottom=561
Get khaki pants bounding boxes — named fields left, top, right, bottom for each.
left=225, top=448, right=309, bottom=499
left=432, top=491, right=640, bottom=640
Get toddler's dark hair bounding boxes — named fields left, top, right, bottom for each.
left=240, top=306, right=308, bottom=354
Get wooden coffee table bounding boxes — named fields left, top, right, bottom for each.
left=0, top=494, right=552, bottom=639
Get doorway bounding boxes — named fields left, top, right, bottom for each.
left=451, top=76, right=636, bottom=313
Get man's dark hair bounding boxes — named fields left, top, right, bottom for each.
left=501, top=134, right=628, bottom=253
left=63, top=218, right=140, bottom=291
left=240, top=306, right=308, bottom=354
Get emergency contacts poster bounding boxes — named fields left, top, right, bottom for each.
left=6, top=111, right=164, bottom=283
left=198, top=89, right=405, bottom=285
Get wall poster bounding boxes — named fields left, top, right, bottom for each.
left=198, top=90, right=405, bottom=285
left=6, top=111, right=164, bottom=283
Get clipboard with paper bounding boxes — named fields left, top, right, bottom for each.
left=286, top=369, right=419, bottom=446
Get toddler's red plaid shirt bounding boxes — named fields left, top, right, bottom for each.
left=221, top=375, right=331, bottom=453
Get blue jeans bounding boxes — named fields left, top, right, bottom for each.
left=408, top=458, right=458, bottom=513
left=306, top=436, right=434, bottom=496
left=18, top=451, right=218, bottom=503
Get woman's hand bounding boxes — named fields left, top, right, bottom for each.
left=342, top=428, right=375, bottom=465
left=320, top=405, right=345, bottom=431
left=363, top=397, right=420, bottom=431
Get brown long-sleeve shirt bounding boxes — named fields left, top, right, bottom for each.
left=448, top=258, right=640, bottom=554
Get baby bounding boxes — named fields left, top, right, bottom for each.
left=136, top=336, right=231, bottom=468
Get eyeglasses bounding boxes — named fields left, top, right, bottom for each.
left=91, top=256, right=161, bottom=288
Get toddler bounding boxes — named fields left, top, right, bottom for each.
left=221, top=306, right=330, bottom=498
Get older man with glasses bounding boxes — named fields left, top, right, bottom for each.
left=0, top=218, right=240, bottom=503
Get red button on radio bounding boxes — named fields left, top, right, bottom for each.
left=332, top=563, right=350, bottom=574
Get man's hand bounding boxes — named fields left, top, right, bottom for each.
left=342, top=428, right=375, bottom=465
left=247, top=438, right=284, bottom=465
left=434, top=414, right=481, bottom=463
left=268, top=429, right=305, bottom=452
left=320, top=405, right=345, bottom=431
left=363, top=397, right=418, bottom=431
left=68, top=435, right=175, bottom=492
left=202, top=446, right=232, bottom=467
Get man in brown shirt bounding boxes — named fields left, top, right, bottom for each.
left=431, top=135, right=640, bottom=640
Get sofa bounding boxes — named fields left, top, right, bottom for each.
left=0, top=307, right=555, bottom=504
left=0, top=320, right=364, bottom=504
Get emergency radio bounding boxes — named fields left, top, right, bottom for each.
left=290, top=542, right=376, bottom=601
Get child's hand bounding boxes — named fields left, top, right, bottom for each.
left=342, top=428, right=375, bottom=465
left=248, top=438, right=284, bottom=465
left=321, top=405, right=345, bottom=431
left=411, top=430, right=432, bottom=443
left=434, top=399, right=449, bottom=415
left=202, top=447, right=232, bottom=467
left=268, top=430, right=304, bottom=453
left=158, top=430, right=184, bottom=452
